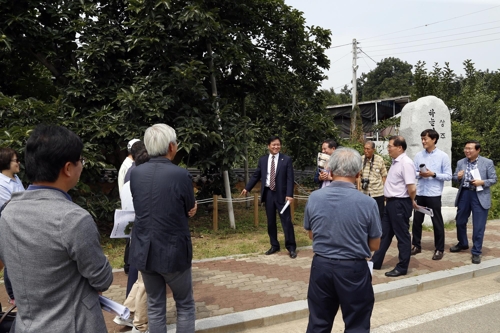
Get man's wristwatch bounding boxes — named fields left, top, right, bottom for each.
left=432, top=173, right=437, bottom=178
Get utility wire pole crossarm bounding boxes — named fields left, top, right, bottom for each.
left=351, top=38, right=359, bottom=136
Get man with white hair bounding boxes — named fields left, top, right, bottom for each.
left=304, top=147, right=382, bottom=333
left=128, top=124, right=197, bottom=333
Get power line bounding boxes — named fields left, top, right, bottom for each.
left=360, top=56, right=372, bottom=71
left=357, top=48, right=377, bottom=64
left=362, top=25, right=500, bottom=49
left=360, top=20, right=500, bottom=44
left=359, top=5, right=500, bottom=41
left=328, top=42, right=352, bottom=49
left=369, top=37, right=500, bottom=57
left=330, top=51, right=352, bottom=65
left=362, top=31, right=500, bottom=53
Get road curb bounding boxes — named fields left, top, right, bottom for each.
left=166, top=258, right=500, bottom=333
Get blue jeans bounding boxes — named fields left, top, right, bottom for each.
left=456, top=189, right=488, bottom=255
left=141, top=268, right=195, bottom=333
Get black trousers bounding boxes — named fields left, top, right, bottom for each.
left=264, top=187, right=296, bottom=252
left=371, top=197, right=412, bottom=273
left=412, top=195, right=445, bottom=252
left=373, top=195, right=385, bottom=221
left=306, top=255, right=374, bottom=333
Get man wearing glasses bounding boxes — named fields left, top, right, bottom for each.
left=0, top=124, right=112, bottom=332
left=358, top=140, right=387, bottom=220
left=451, top=140, right=497, bottom=264
left=371, top=136, right=416, bottom=277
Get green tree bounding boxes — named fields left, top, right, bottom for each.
left=451, top=60, right=500, bottom=164
left=350, top=104, right=363, bottom=144
left=0, top=0, right=336, bottom=228
left=358, top=57, right=413, bottom=101
left=412, top=62, right=458, bottom=107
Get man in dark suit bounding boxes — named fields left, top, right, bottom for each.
left=241, top=136, right=297, bottom=258
left=451, top=140, right=497, bottom=264
left=129, top=123, right=197, bottom=333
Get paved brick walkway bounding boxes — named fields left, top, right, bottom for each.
left=3, top=220, right=500, bottom=333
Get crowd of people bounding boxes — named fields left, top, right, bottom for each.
left=0, top=124, right=496, bottom=333
left=302, top=130, right=497, bottom=332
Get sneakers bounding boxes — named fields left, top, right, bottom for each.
left=130, top=327, right=149, bottom=333
left=113, top=315, right=134, bottom=327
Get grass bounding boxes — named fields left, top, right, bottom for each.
left=101, top=196, right=460, bottom=269
left=101, top=197, right=312, bottom=269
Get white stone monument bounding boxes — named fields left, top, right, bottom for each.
left=399, top=95, right=457, bottom=225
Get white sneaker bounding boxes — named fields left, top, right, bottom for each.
left=131, top=327, right=149, bottom=333
left=113, top=315, right=134, bottom=327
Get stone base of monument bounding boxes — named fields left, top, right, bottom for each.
left=441, top=186, right=458, bottom=207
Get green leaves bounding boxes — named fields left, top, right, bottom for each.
left=0, top=0, right=335, bottom=227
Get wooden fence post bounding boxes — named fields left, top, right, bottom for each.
left=254, top=194, right=259, bottom=227
left=213, top=195, right=218, bottom=231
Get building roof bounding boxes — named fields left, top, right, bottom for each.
left=326, top=95, right=411, bottom=137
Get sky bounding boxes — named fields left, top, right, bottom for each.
left=284, top=0, right=500, bottom=91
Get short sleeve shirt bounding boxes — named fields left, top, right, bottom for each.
left=304, top=181, right=382, bottom=259
left=360, top=154, right=387, bottom=197
left=384, top=153, right=415, bottom=198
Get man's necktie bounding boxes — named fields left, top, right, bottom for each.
left=270, top=155, right=276, bottom=190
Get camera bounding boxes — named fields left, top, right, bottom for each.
left=361, top=178, right=370, bottom=190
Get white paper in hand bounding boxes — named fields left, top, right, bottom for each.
left=280, top=200, right=290, bottom=214
left=415, top=205, right=434, bottom=217
left=471, top=169, right=483, bottom=191
left=99, top=295, right=130, bottom=319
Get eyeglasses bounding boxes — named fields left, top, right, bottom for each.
left=11, top=159, right=20, bottom=163
left=80, top=157, right=86, bottom=166
left=463, top=148, right=476, bottom=151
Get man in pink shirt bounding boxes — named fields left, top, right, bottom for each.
left=371, top=136, right=417, bottom=277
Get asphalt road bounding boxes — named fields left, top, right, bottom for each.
left=245, top=272, right=500, bottom=333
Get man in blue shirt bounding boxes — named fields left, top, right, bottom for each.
left=304, top=147, right=381, bottom=333
left=411, top=129, right=452, bottom=260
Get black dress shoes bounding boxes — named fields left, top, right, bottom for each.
left=410, top=246, right=421, bottom=256
left=265, top=247, right=280, bottom=255
left=472, top=254, right=481, bottom=264
left=385, top=268, right=406, bottom=277
left=432, top=250, right=444, bottom=260
left=289, top=250, right=297, bottom=259
left=450, top=243, right=469, bottom=252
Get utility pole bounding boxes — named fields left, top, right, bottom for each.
left=350, top=38, right=359, bottom=136
left=207, top=42, right=236, bottom=229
